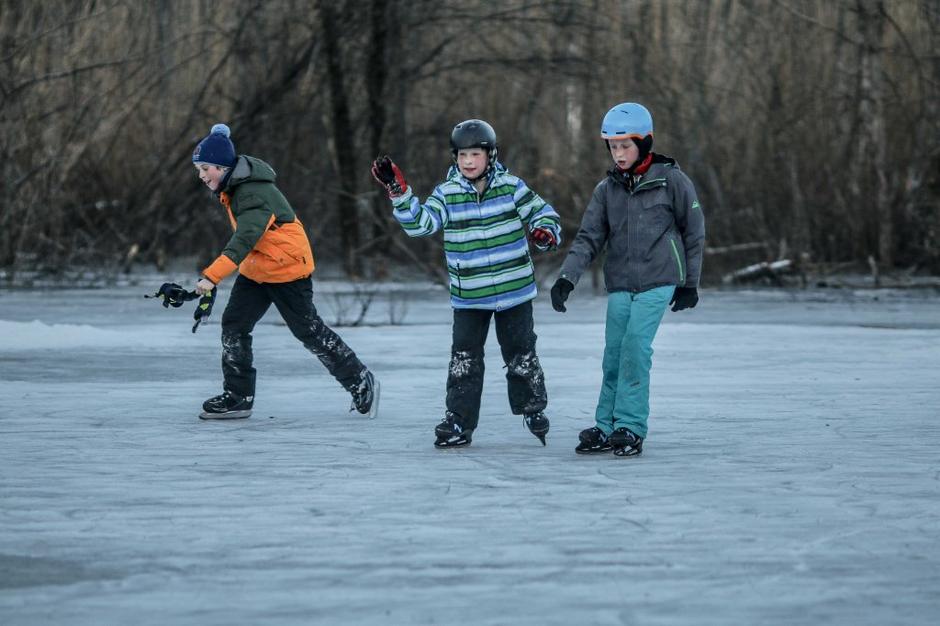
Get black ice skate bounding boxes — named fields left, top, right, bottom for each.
left=349, top=370, right=380, bottom=419
left=523, top=412, right=549, bottom=445
left=575, top=426, right=613, bottom=454
left=434, top=412, right=473, bottom=448
left=610, top=427, right=643, bottom=457
left=200, top=391, right=253, bottom=420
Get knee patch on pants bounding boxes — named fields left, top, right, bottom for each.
left=449, top=349, right=483, bottom=380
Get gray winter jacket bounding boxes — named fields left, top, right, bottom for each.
left=559, top=155, right=705, bottom=293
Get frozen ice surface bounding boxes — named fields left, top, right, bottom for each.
left=1, top=284, right=938, bottom=625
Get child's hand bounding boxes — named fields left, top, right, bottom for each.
left=670, top=287, right=699, bottom=312
left=195, top=278, right=216, bottom=295
left=530, top=227, right=557, bottom=251
left=371, top=155, right=408, bottom=197
left=550, top=277, right=574, bottom=312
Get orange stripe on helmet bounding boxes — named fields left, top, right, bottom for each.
left=601, top=131, right=654, bottom=140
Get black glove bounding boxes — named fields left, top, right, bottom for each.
left=670, top=286, right=698, bottom=312
left=148, top=282, right=196, bottom=308
left=192, top=287, right=217, bottom=333
left=550, top=277, right=574, bottom=313
left=371, top=155, right=408, bottom=197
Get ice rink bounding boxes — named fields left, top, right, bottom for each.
left=1, top=282, right=938, bottom=625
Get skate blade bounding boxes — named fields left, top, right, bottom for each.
left=434, top=433, right=472, bottom=448
left=366, top=379, right=380, bottom=419
left=575, top=446, right=613, bottom=455
left=612, top=447, right=642, bottom=457
left=434, top=440, right=471, bottom=448
left=199, top=410, right=251, bottom=420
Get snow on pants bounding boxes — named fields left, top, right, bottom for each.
left=219, top=274, right=366, bottom=398
left=446, top=300, right=547, bottom=431
left=594, top=285, right=675, bottom=439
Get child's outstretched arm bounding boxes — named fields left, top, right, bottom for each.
left=371, top=156, right=448, bottom=237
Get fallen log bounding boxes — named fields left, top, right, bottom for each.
left=722, top=259, right=794, bottom=285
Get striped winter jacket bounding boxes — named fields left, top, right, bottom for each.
left=392, top=162, right=562, bottom=310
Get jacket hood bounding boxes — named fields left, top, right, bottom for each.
left=224, top=155, right=277, bottom=190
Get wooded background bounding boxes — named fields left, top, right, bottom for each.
left=2, top=0, right=938, bottom=285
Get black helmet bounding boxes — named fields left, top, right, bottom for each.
left=450, top=119, right=497, bottom=152
left=450, top=119, right=499, bottom=178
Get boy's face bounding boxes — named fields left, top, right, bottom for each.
left=608, top=138, right=639, bottom=170
left=456, top=148, right=488, bottom=179
left=195, top=163, right=226, bottom=191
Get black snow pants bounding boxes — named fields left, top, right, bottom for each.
left=220, top=274, right=366, bottom=398
left=446, top=300, right=547, bottom=430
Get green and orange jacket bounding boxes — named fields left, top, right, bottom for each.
left=202, top=156, right=315, bottom=284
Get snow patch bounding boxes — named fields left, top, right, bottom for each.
left=0, top=319, right=153, bottom=350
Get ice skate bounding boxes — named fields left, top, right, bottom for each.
left=523, top=412, right=549, bottom=445
left=610, top=427, right=643, bottom=457
left=349, top=370, right=380, bottom=419
left=199, top=391, right=253, bottom=420
left=574, top=426, right=612, bottom=454
left=434, top=412, right=473, bottom=448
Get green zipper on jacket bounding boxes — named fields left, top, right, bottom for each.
left=632, top=177, right=666, bottom=193
left=669, top=238, right=685, bottom=284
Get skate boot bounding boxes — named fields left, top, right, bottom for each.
left=575, top=426, right=612, bottom=454
left=349, top=370, right=380, bottom=419
left=523, top=412, right=549, bottom=445
left=434, top=412, right=473, bottom=448
left=200, top=391, right=253, bottom=420
left=610, top=427, right=643, bottom=457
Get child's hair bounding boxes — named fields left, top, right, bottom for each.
left=192, top=123, right=236, bottom=168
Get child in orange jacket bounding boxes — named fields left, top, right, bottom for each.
left=191, top=124, right=378, bottom=420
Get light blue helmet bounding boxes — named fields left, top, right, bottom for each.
left=600, top=103, right=653, bottom=140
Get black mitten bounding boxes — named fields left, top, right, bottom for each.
left=149, top=282, right=194, bottom=308
left=670, top=286, right=699, bottom=312
left=550, top=278, right=574, bottom=313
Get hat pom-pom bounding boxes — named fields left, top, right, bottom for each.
left=210, top=123, right=231, bottom=137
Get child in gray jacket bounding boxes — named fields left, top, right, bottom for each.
left=550, top=102, right=705, bottom=456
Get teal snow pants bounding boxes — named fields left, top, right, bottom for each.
left=594, top=285, right=675, bottom=438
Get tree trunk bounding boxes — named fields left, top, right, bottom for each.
left=856, top=0, right=891, bottom=266
left=366, top=0, right=391, bottom=263
left=320, top=2, right=362, bottom=277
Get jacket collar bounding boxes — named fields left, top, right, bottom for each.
left=607, top=153, right=677, bottom=191
left=446, top=161, right=508, bottom=191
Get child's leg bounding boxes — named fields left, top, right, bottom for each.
left=446, top=308, right=492, bottom=430
left=493, top=301, right=547, bottom=415
left=220, top=275, right=273, bottom=397
left=269, top=277, right=368, bottom=392
left=594, top=292, right=632, bottom=434
left=611, top=285, right=674, bottom=438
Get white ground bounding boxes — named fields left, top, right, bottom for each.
left=1, top=281, right=938, bottom=625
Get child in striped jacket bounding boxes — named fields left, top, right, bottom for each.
left=372, top=119, right=561, bottom=448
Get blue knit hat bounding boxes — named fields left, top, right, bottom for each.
left=192, top=123, right=236, bottom=168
